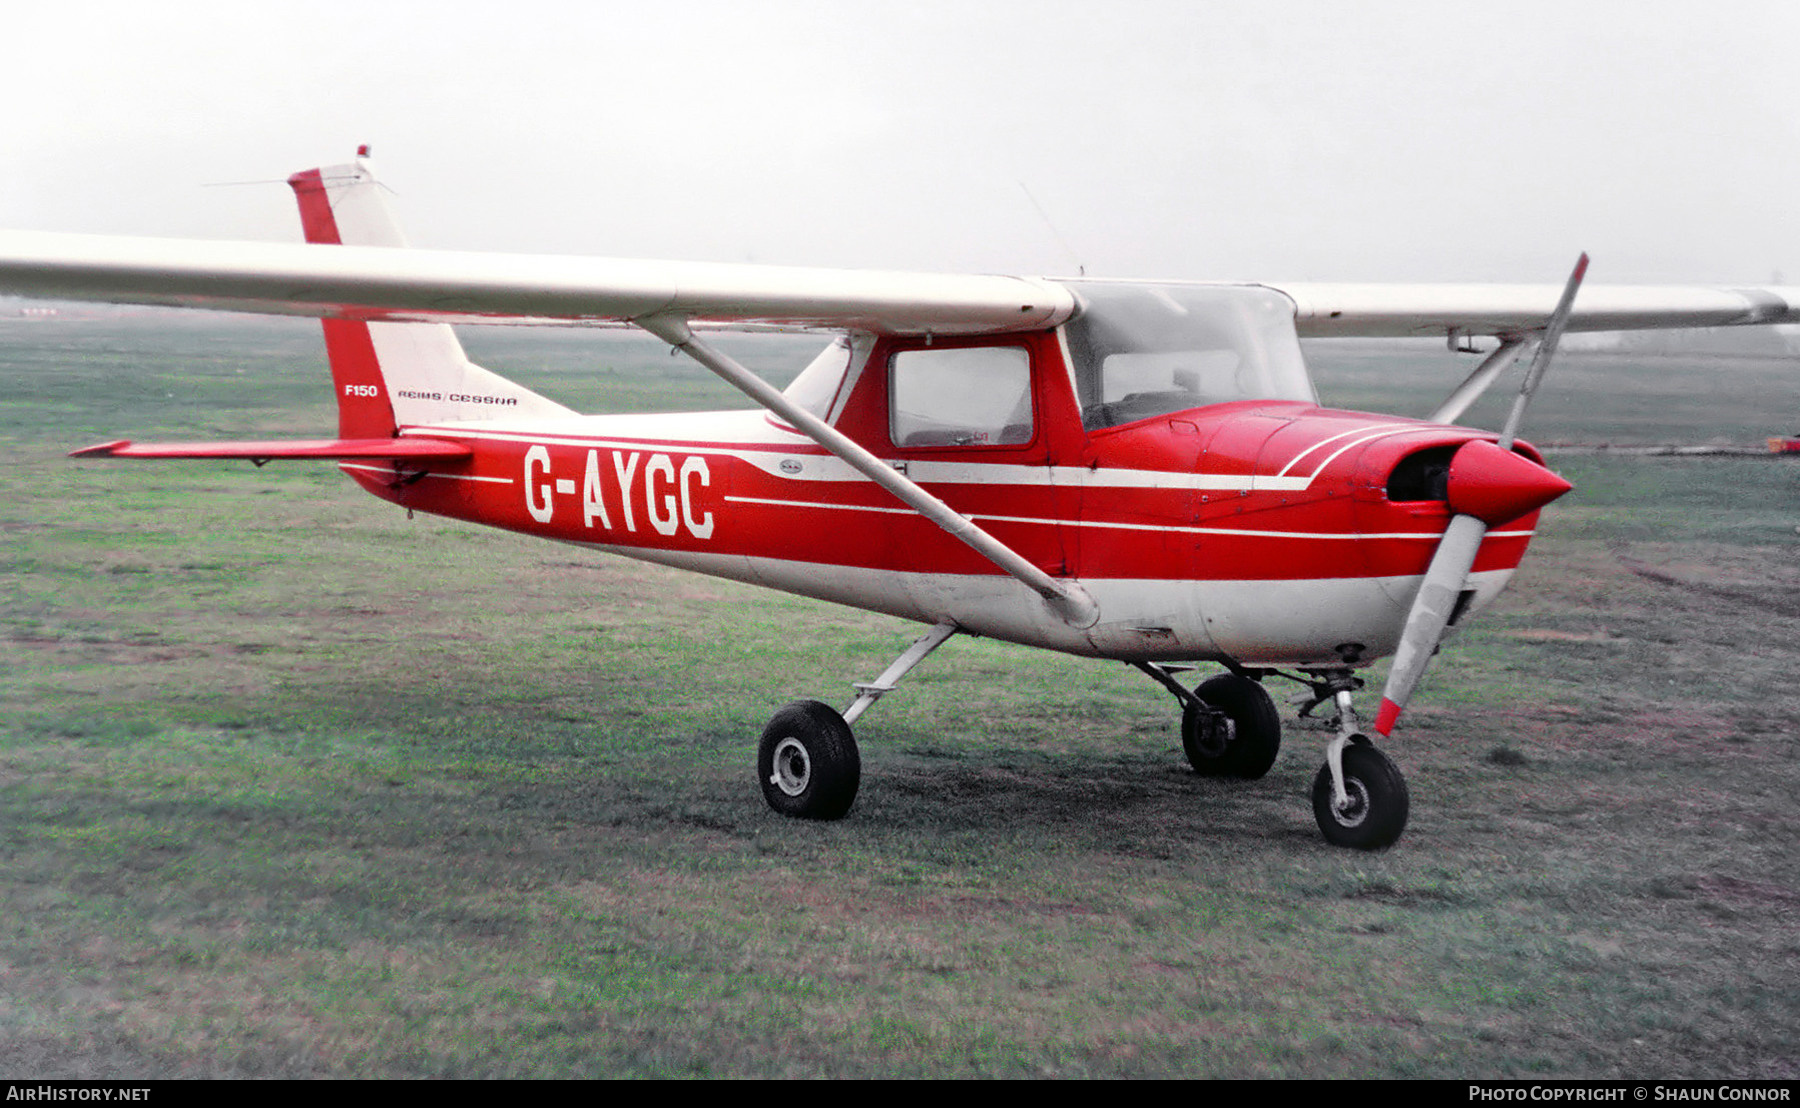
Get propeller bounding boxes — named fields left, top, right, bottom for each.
left=1372, top=254, right=1587, bottom=737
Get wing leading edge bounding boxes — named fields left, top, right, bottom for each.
left=4, top=227, right=1796, bottom=339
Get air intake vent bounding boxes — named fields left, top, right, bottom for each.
left=1386, top=444, right=1458, bottom=502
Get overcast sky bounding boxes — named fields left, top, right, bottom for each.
left=4, top=0, right=1798, bottom=285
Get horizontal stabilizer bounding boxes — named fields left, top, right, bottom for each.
left=69, top=437, right=472, bottom=461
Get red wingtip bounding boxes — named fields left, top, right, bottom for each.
left=69, top=439, right=130, bottom=458
left=1373, top=697, right=1401, bottom=737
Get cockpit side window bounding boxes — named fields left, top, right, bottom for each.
left=889, top=345, right=1033, bottom=448
left=1060, top=282, right=1316, bottom=430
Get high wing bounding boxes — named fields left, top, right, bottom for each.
left=2, top=228, right=1799, bottom=339
left=0, top=229, right=1074, bottom=336
left=1273, top=281, right=1800, bottom=338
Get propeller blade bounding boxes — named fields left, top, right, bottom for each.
left=1374, top=513, right=1487, bottom=736
left=1499, top=252, right=1588, bottom=451
left=1374, top=255, right=1586, bottom=737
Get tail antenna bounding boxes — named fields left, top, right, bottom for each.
left=350, top=144, right=400, bottom=197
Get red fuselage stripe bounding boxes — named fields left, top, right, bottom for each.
left=347, top=430, right=1537, bottom=583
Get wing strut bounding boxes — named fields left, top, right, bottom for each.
left=1427, top=337, right=1527, bottom=425
left=635, top=315, right=1100, bottom=629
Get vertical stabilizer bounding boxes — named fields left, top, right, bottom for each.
left=287, top=149, right=575, bottom=432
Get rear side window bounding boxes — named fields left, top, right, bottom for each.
left=889, top=346, right=1033, bottom=447
left=781, top=334, right=873, bottom=423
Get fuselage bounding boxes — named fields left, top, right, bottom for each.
left=340, top=322, right=1544, bottom=667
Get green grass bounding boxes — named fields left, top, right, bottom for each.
left=1, top=311, right=1796, bottom=1076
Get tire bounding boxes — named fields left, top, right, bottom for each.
left=1311, top=743, right=1410, bottom=849
left=1182, top=674, right=1281, bottom=779
left=757, top=700, right=860, bottom=820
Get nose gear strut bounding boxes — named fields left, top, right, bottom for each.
left=1291, top=667, right=1409, bottom=849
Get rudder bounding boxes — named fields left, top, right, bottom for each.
left=287, top=148, right=573, bottom=434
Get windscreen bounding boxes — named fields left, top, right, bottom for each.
left=1060, top=282, right=1315, bottom=429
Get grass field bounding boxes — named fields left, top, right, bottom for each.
left=2, top=310, right=1797, bottom=1077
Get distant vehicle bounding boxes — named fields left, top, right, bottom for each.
left=4, top=148, right=1797, bottom=847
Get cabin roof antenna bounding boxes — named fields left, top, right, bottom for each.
left=1018, top=181, right=1086, bottom=277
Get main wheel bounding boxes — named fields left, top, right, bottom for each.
left=758, top=700, right=860, bottom=820
left=1183, top=674, right=1281, bottom=778
left=1311, top=743, right=1409, bottom=849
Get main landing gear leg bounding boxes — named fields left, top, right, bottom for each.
left=1294, top=669, right=1409, bottom=850
left=757, top=622, right=958, bottom=820
left=1132, top=663, right=1282, bottom=779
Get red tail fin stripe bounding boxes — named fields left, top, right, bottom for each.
left=290, top=166, right=393, bottom=438
left=285, top=168, right=344, bottom=246
left=318, top=317, right=395, bottom=438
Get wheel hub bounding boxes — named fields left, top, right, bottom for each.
left=1193, top=711, right=1230, bottom=757
left=770, top=736, right=811, bottom=796
left=1332, top=778, right=1370, bottom=827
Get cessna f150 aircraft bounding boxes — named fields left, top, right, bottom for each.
left=3, top=149, right=1796, bottom=848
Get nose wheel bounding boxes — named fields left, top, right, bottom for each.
left=1311, top=741, right=1409, bottom=849
left=1295, top=670, right=1410, bottom=849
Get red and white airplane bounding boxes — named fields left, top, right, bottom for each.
left=3, top=149, right=1795, bottom=848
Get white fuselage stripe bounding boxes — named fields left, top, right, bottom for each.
left=725, top=495, right=914, bottom=515
left=723, top=493, right=1534, bottom=541
left=1277, top=422, right=1425, bottom=479
left=410, top=425, right=1325, bottom=492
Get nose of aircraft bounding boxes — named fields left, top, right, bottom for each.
left=1445, top=439, right=1573, bottom=526
left=1371, top=438, right=1572, bottom=738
